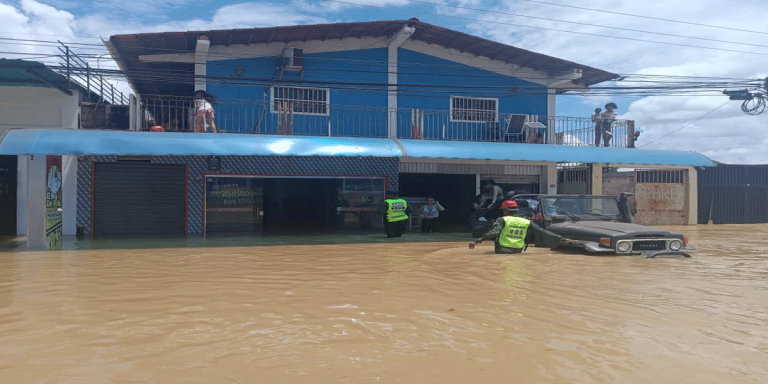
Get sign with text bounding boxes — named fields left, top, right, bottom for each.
left=45, top=155, right=63, bottom=249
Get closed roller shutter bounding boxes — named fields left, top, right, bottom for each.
left=94, top=162, right=186, bottom=235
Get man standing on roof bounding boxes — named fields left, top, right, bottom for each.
left=378, top=189, right=411, bottom=238
left=469, top=200, right=574, bottom=254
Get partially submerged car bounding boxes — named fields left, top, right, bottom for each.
left=510, top=193, right=694, bottom=258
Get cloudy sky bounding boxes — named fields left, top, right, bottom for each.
left=2, top=0, right=767, bottom=163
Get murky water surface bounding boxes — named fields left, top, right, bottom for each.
left=1, top=225, right=767, bottom=383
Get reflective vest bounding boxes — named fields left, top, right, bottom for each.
left=498, top=216, right=530, bottom=249
left=385, top=199, right=409, bottom=222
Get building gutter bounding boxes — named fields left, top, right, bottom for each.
left=387, top=24, right=416, bottom=138
left=195, top=36, right=211, bottom=92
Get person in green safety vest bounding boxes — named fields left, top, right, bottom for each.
left=469, top=200, right=574, bottom=254
left=378, top=189, right=411, bottom=238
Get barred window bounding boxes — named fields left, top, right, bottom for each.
left=271, top=86, right=329, bottom=116
left=450, top=96, right=498, bottom=122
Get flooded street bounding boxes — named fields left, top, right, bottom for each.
left=1, top=225, right=767, bottom=384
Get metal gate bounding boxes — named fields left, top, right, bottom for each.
left=93, top=162, right=186, bottom=235
left=634, top=169, right=687, bottom=225
left=557, top=164, right=590, bottom=195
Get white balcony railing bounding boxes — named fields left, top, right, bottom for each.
left=138, top=95, right=636, bottom=148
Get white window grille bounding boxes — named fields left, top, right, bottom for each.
left=271, top=86, right=329, bottom=116
left=450, top=96, right=498, bottom=122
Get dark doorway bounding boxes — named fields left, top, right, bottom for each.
left=399, top=173, right=476, bottom=230
left=262, top=178, right=338, bottom=232
left=0, top=155, right=18, bottom=237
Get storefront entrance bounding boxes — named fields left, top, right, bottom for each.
left=0, top=155, right=17, bottom=236
left=204, top=176, right=386, bottom=236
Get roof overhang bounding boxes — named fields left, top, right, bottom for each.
left=107, top=20, right=619, bottom=96
left=0, top=129, right=715, bottom=167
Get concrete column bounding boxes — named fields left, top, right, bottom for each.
left=62, top=155, right=77, bottom=236
left=194, top=36, right=211, bottom=92
left=542, top=162, right=558, bottom=195
left=475, top=173, right=481, bottom=195
left=16, top=155, right=27, bottom=236
left=26, top=155, right=47, bottom=249
left=546, top=89, right=556, bottom=144
left=686, top=166, right=698, bottom=225
left=590, top=163, right=603, bottom=195
left=387, top=25, right=415, bottom=138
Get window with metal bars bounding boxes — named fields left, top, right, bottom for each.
left=450, top=96, right=498, bottom=122
left=271, top=86, right=329, bottom=116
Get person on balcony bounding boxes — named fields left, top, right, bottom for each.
left=469, top=200, right=574, bottom=254
left=421, top=196, right=445, bottom=233
left=593, top=102, right=617, bottom=147
left=194, top=90, right=217, bottom=133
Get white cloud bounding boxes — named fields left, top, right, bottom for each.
left=458, top=0, right=768, bottom=164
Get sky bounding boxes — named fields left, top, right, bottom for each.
left=1, top=0, right=767, bottom=164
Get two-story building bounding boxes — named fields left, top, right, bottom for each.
left=0, top=20, right=714, bottom=241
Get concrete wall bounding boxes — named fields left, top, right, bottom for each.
left=602, top=172, right=636, bottom=213
left=0, top=86, right=80, bottom=132
left=5, top=86, right=81, bottom=236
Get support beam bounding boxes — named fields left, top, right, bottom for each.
left=387, top=24, right=416, bottom=138
left=194, top=36, right=210, bottom=92
left=686, top=166, right=698, bottom=225
left=25, top=155, right=46, bottom=249
left=543, top=163, right=558, bottom=195
left=546, top=69, right=583, bottom=87
left=546, top=88, right=556, bottom=144
left=591, top=163, right=603, bottom=195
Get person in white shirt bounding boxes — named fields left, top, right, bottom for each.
left=421, top=196, right=445, bottom=233
left=194, top=90, right=217, bottom=133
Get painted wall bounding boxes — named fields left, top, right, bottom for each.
left=77, top=155, right=399, bottom=234
left=206, top=48, right=389, bottom=137
left=396, top=49, right=548, bottom=140
left=0, top=86, right=80, bottom=133
left=204, top=45, right=547, bottom=140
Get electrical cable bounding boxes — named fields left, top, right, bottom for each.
left=638, top=100, right=732, bottom=148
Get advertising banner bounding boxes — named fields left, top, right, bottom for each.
left=45, top=155, right=63, bottom=249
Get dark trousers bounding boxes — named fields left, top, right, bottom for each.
left=421, top=218, right=441, bottom=233
left=384, top=220, right=407, bottom=238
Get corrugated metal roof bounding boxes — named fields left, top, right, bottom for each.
left=0, top=129, right=715, bottom=167
left=107, top=19, right=619, bottom=96
left=0, top=59, right=71, bottom=91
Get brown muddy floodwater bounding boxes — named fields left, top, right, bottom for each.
left=1, top=225, right=767, bottom=384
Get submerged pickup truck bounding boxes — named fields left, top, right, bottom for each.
left=509, top=193, right=695, bottom=258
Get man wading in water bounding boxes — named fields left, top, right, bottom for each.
left=379, top=190, right=411, bottom=238
left=469, top=200, right=574, bottom=254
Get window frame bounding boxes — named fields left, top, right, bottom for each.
left=270, top=86, right=331, bottom=116
left=449, top=96, right=499, bottom=123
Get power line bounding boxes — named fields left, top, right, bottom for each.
left=398, top=0, right=768, bottom=49
left=638, top=100, right=733, bottom=148
left=518, top=0, right=768, bottom=36
left=326, top=1, right=768, bottom=57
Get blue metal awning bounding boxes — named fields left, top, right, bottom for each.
left=396, top=139, right=715, bottom=166
left=0, top=129, right=403, bottom=158
left=0, top=129, right=715, bottom=167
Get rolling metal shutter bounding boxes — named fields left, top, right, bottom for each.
left=94, top=162, right=186, bottom=235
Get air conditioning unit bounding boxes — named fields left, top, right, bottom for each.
left=282, top=47, right=303, bottom=68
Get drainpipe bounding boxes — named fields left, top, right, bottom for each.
left=195, top=35, right=211, bottom=92
left=387, top=24, right=415, bottom=138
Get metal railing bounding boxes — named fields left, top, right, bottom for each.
left=55, top=42, right=128, bottom=105
left=138, top=95, right=636, bottom=148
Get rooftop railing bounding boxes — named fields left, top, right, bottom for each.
left=137, top=95, right=636, bottom=148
